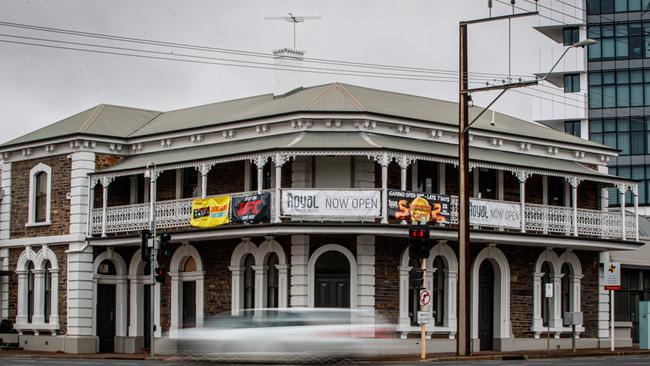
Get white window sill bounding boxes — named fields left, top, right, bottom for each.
left=25, top=221, right=51, bottom=228
left=14, top=322, right=59, bottom=331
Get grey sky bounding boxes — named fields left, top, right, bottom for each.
left=0, top=0, right=582, bottom=144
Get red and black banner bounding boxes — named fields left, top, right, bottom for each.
left=231, top=192, right=271, bottom=224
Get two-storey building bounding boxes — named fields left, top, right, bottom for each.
left=0, top=75, right=641, bottom=353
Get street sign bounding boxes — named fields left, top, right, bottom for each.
left=545, top=283, right=553, bottom=298
left=420, top=289, right=431, bottom=306
left=417, top=311, right=431, bottom=325
left=604, top=262, right=621, bottom=291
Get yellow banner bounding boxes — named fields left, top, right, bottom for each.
left=190, top=196, right=231, bottom=227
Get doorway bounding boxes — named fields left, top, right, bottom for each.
left=143, top=284, right=151, bottom=349
left=97, top=284, right=116, bottom=353
left=478, top=261, right=495, bottom=351
left=182, top=281, right=196, bottom=328
left=315, top=251, right=350, bottom=308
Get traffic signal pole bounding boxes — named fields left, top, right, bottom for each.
left=420, top=257, right=427, bottom=359
left=148, top=171, right=157, bottom=358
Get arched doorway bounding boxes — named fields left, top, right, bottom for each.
left=315, top=251, right=350, bottom=308
left=478, top=260, right=495, bottom=351
left=170, top=244, right=204, bottom=335
left=96, top=260, right=117, bottom=353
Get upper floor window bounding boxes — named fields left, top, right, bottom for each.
left=588, top=22, right=649, bottom=61
left=588, top=0, right=647, bottom=14
left=589, top=117, right=645, bottom=155
left=564, top=74, right=581, bottom=93
left=416, top=160, right=438, bottom=193
left=588, top=70, right=650, bottom=108
left=564, top=121, right=582, bottom=137
left=28, top=163, right=51, bottom=226
left=563, top=27, right=579, bottom=46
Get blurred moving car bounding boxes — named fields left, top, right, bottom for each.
left=175, top=308, right=393, bottom=363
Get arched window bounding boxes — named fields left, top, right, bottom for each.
left=266, top=253, right=279, bottom=308
left=43, top=260, right=52, bottom=323
left=561, top=263, right=572, bottom=325
left=243, top=254, right=255, bottom=313
left=541, top=262, right=553, bottom=327
left=27, top=262, right=34, bottom=324
left=432, top=256, right=445, bottom=327
left=34, top=172, right=47, bottom=223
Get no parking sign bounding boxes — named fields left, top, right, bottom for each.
left=419, top=289, right=431, bottom=306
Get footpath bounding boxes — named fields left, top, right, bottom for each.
left=0, top=347, right=649, bottom=362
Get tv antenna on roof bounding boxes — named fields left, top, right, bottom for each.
left=265, top=13, right=321, bottom=49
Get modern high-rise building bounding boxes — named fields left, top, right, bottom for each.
left=536, top=0, right=650, bottom=344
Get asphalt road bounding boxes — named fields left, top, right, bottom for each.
left=0, top=355, right=650, bottom=366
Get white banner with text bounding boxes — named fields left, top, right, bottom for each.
left=469, top=198, right=521, bottom=229
left=281, top=190, right=381, bottom=218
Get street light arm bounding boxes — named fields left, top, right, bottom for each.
left=539, top=46, right=571, bottom=82
left=462, top=88, right=507, bottom=134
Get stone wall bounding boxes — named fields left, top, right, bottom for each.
left=10, top=155, right=71, bottom=238
left=374, top=236, right=403, bottom=324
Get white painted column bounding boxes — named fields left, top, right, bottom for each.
left=170, top=274, right=181, bottom=335
left=0, top=162, right=11, bottom=241
left=542, top=176, right=549, bottom=235
left=66, top=242, right=95, bottom=339
left=568, top=178, right=581, bottom=237
left=438, top=163, right=446, bottom=194
left=397, top=265, right=412, bottom=338
left=253, top=265, right=266, bottom=310
left=398, top=156, right=412, bottom=225
left=497, top=170, right=504, bottom=201
left=200, top=162, right=211, bottom=199
left=175, top=169, right=182, bottom=199
left=49, top=269, right=59, bottom=326
left=16, top=270, right=29, bottom=327
left=472, top=168, right=479, bottom=197
left=377, top=153, right=390, bottom=224
left=552, top=274, right=563, bottom=336
left=31, top=269, right=45, bottom=325
left=272, top=153, right=287, bottom=223
left=100, top=177, right=112, bottom=238
left=618, top=184, right=627, bottom=241
left=0, top=251, right=8, bottom=319
left=356, top=235, right=375, bottom=323
left=128, top=277, right=143, bottom=336
left=229, top=268, right=243, bottom=315
left=253, top=156, right=266, bottom=193
left=532, top=272, right=543, bottom=338
left=195, top=276, right=204, bottom=328
left=516, top=171, right=530, bottom=233
left=277, top=264, right=289, bottom=308
left=290, top=235, right=309, bottom=307
left=116, top=278, right=128, bottom=337
left=446, top=269, right=458, bottom=339
left=354, top=156, right=375, bottom=189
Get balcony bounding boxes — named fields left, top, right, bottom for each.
left=89, top=188, right=637, bottom=242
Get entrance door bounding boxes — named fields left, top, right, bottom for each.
left=478, top=261, right=495, bottom=351
left=315, top=251, right=350, bottom=308
left=97, top=284, right=116, bottom=353
left=182, top=281, right=196, bottom=328
left=143, top=284, right=151, bottom=349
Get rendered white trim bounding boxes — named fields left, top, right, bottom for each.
left=471, top=245, right=511, bottom=350
left=27, top=163, right=52, bottom=226
left=169, top=243, right=204, bottom=336
left=92, top=250, right=128, bottom=343
left=397, top=242, right=458, bottom=339
left=128, top=249, right=161, bottom=338
left=308, top=244, right=358, bottom=308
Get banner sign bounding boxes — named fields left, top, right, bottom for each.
left=604, top=262, right=621, bottom=290
left=190, top=195, right=231, bottom=227
left=388, top=190, right=450, bottom=224
left=281, top=190, right=380, bottom=218
left=469, top=199, right=521, bottom=229
left=231, top=192, right=271, bottom=224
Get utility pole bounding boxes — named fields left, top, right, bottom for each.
left=145, top=162, right=157, bottom=358
left=457, top=11, right=538, bottom=356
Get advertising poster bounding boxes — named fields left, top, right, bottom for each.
left=469, top=199, right=520, bottom=229
left=388, top=190, right=450, bottom=224
left=282, top=190, right=380, bottom=218
left=190, top=195, right=231, bottom=227
left=231, top=192, right=271, bottom=224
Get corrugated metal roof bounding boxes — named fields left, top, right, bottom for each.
left=3, top=83, right=612, bottom=152
left=2, top=104, right=160, bottom=146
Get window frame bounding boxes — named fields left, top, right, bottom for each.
left=27, top=163, right=52, bottom=227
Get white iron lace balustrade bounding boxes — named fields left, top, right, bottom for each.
left=91, top=190, right=274, bottom=235
left=91, top=190, right=635, bottom=240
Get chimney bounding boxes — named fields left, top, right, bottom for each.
left=273, top=48, right=305, bottom=96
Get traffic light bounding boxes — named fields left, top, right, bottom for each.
left=140, top=229, right=151, bottom=262
left=159, top=233, right=173, bottom=258
left=409, top=268, right=424, bottom=288
left=409, top=224, right=431, bottom=259
left=155, top=265, right=167, bottom=284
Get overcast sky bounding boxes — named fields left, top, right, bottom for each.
left=0, top=0, right=584, bottom=144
